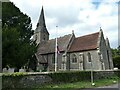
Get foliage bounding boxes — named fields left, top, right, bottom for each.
left=2, top=72, right=26, bottom=77
left=113, top=56, right=120, bottom=69
left=111, top=48, right=120, bottom=57
left=111, top=46, right=120, bottom=69
left=2, top=2, right=37, bottom=70
left=48, top=71, right=91, bottom=83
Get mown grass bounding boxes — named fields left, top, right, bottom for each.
left=33, top=76, right=120, bottom=90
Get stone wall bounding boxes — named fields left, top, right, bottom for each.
left=2, top=73, right=52, bottom=89
left=2, top=71, right=116, bottom=89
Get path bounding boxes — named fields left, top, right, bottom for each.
left=77, top=83, right=120, bottom=90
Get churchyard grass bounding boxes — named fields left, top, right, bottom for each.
left=34, top=76, right=120, bottom=89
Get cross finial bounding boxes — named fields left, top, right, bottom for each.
left=72, top=30, right=74, bottom=34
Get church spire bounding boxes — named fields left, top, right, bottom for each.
left=33, top=6, right=49, bottom=45
left=37, top=6, right=46, bottom=27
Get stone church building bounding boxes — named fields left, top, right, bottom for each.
left=33, top=7, right=114, bottom=71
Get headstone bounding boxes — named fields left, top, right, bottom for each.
left=19, top=69, right=26, bottom=72
left=29, top=68, right=34, bottom=72
left=3, top=68, right=8, bottom=73
left=8, top=68, right=14, bottom=73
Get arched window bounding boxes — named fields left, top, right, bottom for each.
left=52, top=54, right=55, bottom=64
left=87, top=52, right=91, bottom=62
left=79, top=53, right=83, bottom=63
left=72, top=54, right=77, bottom=63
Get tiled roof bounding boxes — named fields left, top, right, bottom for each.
left=37, top=34, right=72, bottom=54
left=69, top=32, right=99, bottom=52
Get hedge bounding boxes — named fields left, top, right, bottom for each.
left=48, top=71, right=91, bottom=83
left=113, top=56, right=120, bottom=69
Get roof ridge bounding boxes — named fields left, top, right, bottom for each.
left=49, top=34, right=72, bottom=41
left=76, top=32, right=99, bottom=39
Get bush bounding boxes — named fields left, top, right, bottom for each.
left=2, top=72, right=26, bottom=77
left=114, top=70, right=120, bottom=78
left=48, top=71, right=91, bottom=83
left=113, top=56, right=120, bottom=69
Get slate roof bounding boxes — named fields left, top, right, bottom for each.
left=37, top=34, right=72, bottom=54
left=69, top=32, right=99, bottom=52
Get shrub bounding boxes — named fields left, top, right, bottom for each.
left=2, top=72, right=27, bottom=77
left=48, top=71, right=91, bottom=83
left=113, top=56, right=120, bottom=69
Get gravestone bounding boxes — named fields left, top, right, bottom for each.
left=8, top=68, right=14, bottom=73
left=3, top=68, right=8, bottom=73
left=19, top=69, right=26, bottom=72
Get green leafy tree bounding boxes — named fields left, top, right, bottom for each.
left=113, top=56, right=120, bottom=69
left=2, top=2, right=37, bottom=70
left=111, top=46, right=120, bottom=69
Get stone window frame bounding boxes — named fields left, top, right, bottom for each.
left=62, top=53, right=66, bottom=63
left=43, top=34, right=46, bottom=41
left=71, top=54, right=77, bottom=64
left=98, top=52, right=103, bottom=61
left=52, top=54, right=55, bottom=64
left=79, top=53, right=83, bottom=63
left=100, top=53, right=103, bottom=60
left=87, top=52, right=92, bottom=63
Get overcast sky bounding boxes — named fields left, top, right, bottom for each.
left=9, top=0, right=119, bottom=48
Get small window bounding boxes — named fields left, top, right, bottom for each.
left=52, top=54, right=55, bottom=64
left=72, top=54, right=77, bottom=63
left=43, top=35, right=45, bottom=41
left=87, top=52, right=91, bottom=62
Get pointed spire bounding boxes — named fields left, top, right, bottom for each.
left=100, top=27, right=102, bottom=31
left=106, top=37, right=110, bottom=46
left=99, top=27, right=103, bottom=34
left=37, top=6, right=46, bottom=27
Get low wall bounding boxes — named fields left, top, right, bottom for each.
left=2, top=70, right=118, bottom=89
left=2, top=72, right=52, bottom=89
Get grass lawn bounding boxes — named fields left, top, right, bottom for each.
left=34, top=76, right=120, bottom=90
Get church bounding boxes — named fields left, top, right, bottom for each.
left=33, top=7, right=114, bottom=72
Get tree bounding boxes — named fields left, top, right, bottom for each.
left=113, top=56, right=120, bottom=69
left=111, top=46, right=120, bottom=69
left=2, top=2, right=37, bottom=70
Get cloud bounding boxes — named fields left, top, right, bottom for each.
left=10, top=0, right=118, bottom=48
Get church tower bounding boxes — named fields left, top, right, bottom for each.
left=33, top=6, right=49, bottom=45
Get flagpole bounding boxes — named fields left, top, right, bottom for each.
left=55, top=26, right=58, bottom=72
left=91, top=59, right=95, bottom=86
